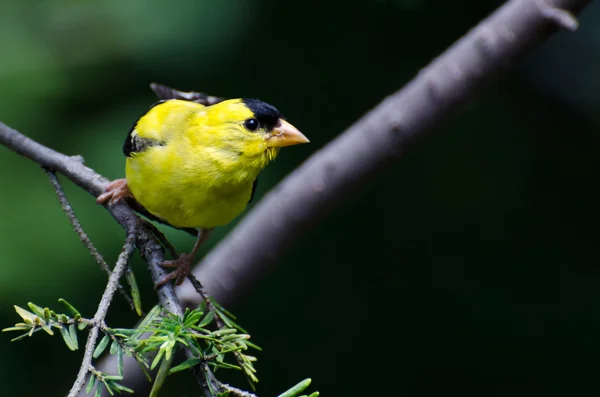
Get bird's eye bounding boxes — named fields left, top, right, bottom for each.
left=244, top=118, right=260, bottom=131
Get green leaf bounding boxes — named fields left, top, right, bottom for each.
left=112, top=382, right=134, bottom=394
left=60, top=325, right=76, bottom=351
left=104, top=380, right=115, bottom=396
left=210, top=328, right=237, bottom=337
left=169, top=357, right=202, bottom=374
left=125, top=267, right=143, bottom=316
left=163, top=340, right=176, bottom=361
left=150, top=347, right=165, bottom=371
left=221, top=333, right=250, bottom=342
left=245, top=340, right=262, bottom=351
left=217, top=345, right=244, bottom=355
left=44, top=307, right=51, bottom=322
left=277, top=379, right=312, bottom=397
left=93, top=335, right=111, bottom=359
left=184, top=309, right=205, bottom=327
left=111, top=328, right=137, bottom=337
left=58, top=298, right=81, bottom=317
left=41, top=324, right=54, bottom=336
left=94, top=381, right=102, bottom=397
left=103, top=375, right=124, bottom=380
left=86, top=374, right=96, bottom=394
left=10, top=333, right=33, bottom=342
left=241, top=354, right=257, bottom=363
left=216, top=311, right=247, bottom=333
left=133, top=306, right=162, bottom=339
left=197, top=310, right=215, bottom=328
left=27, top=302, right=45, bottom=318
left=117, top=346, right=124, bottom=376
left=211, top=298, right=236, bottom=319
left=14, top=306, right=36, bottom=324
left=149, top=349, right=173, bottom=397
left=136, top=357, right=153, bottom=382
left=69, top=324, right=79, bottom=350
left=245, top=371, right=259, bottom=384
left=208, top=361, right=241, bottom=370
left=110, top=339, right=118, bottom=355
left=183, top=336, right=203, bottom=357
left=2, top=325, right=30, bottom=332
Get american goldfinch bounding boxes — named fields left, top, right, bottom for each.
left=97, top=84, right=309, bottom=286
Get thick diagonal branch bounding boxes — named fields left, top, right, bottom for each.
left=178, top=0, right=591, bottom=305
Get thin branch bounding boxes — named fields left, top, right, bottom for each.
left=177, top=0, right=592, bottom=306
left=187, top=275, right=220, bottom=325
left=197, top=363, right=225, bottom=397
left=188, top=273, right=257, bottom=387
left=537, top=0, right=581, bottom=30
left=68, top=234, right=136, bottom=397
left=0, top=122, right=212, bottom=394
left=44, top=169, right=135, bottom=311
left=219, top=383, right=257, bottom=397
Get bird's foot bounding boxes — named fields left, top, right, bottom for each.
left=96, top=179, right=132, bottom=206
left=155, top=253, right=193, bottom=288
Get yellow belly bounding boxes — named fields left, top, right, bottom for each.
left=125, top=150, right=255, bottom=229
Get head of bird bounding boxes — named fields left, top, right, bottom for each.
left=199, top=98, right=309, bottom=166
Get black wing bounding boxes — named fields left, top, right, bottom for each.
left=123, top=100, right=168, bottom=157
left=150, top=83, right=225, bottom=106
left=123, top=129, right=167, bottom=157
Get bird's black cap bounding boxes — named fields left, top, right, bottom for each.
left=242, top=98, right=283, bottom=131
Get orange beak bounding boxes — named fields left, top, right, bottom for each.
left=266, top=119, right=309, bottom=147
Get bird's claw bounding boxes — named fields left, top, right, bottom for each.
left=96, top=179, right=132, bottom=206
left=155, top=254, right=192, bottom=288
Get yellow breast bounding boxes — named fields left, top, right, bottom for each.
left=125, top=99, right=275, bottom=229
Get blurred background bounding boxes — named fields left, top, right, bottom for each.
left=1, top=0, right=599, bottom=396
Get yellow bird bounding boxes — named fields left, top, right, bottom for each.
left=97, top=84, right=309, bottom=286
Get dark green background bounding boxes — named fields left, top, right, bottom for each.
left=1, top=0, right=599, bottom=396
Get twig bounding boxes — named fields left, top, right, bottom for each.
left=187, top=275, right=221, bottom=325
left=201, top=363, right=226, bottom=396
left=219, top=382, right=257, bottom=397
left=0, top=122, right=213, bottom=395
left=177, top=0, right=593, bottom=307
left=44, top=169, right=135, bottom=312
left=186, top=274, right=244, bottom=396
left=537, top=0, right=580, bottom=30
left=67, top=234, right=136, bottom=397
left=187, top=274, right=252, bottom=386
